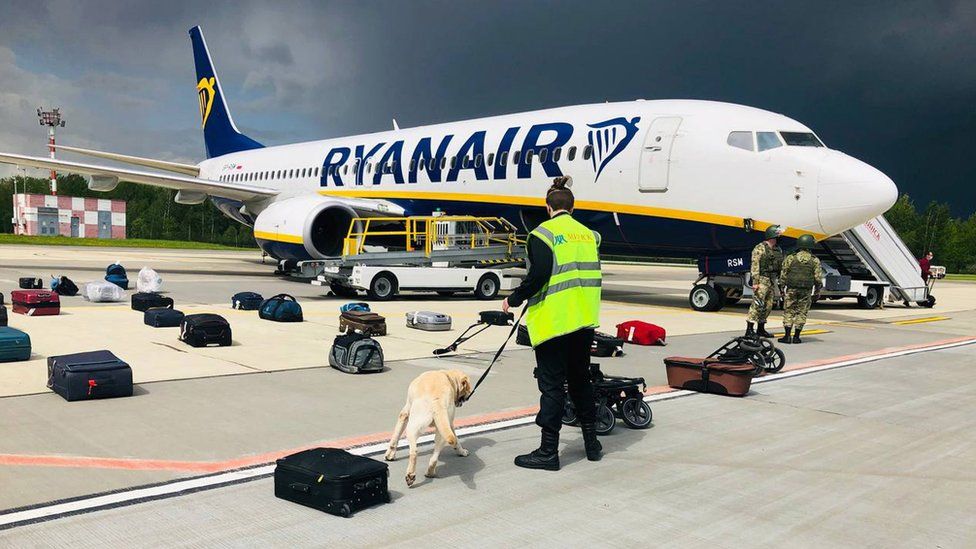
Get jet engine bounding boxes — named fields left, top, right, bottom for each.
left=252, top=195, right=357, bottom=260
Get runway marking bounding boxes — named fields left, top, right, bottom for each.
left=891, top=316, right=950, bottom=326
left=1, top=335, right=974, bottom=530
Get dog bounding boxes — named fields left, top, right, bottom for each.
left=384, top=369, right=472, bottom=486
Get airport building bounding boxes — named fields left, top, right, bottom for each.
left=11, top=193, right=126, bottom=239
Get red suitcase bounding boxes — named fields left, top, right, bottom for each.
left=616, top=321, right=666, bottom=346
left=664, top=356, right=755, bottom=397
left=11, top=290, right=61, bottom=316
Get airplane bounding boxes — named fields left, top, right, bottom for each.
left=0, top=26, right=897, bottom=273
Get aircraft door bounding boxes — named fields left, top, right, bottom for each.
left=638, top=116, right=682, bottom=192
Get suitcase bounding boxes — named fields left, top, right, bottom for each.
left=0, top=305, right=6, bottom=328
left=11, top=290, right=61, bottom=316
left=47, top=350, right=133, bottom=401
left=406, top=311, right=451, bottom=331
left=19, top=277, right=43, bottom=289
left=592, top=331, right=625, bottom=357
left=329, top=333, right=384, bottom=374
left=664, top=356, right=756, bottom=397
left=616, top=321, right=666, bottom=346
left=232, top=291, right=264, bottom=310
left=259, top=294, right=304, bottom=322
left=339, top=310, right=387, bottom=336
left=52, top=276, right=79, bottom=296
left=340, top=302, right=370, bottom=313
left=0, top=327, right=31, bottom=362
left=105, top=263, right=129, bottom=290
left=131, top=292, right=175, bottom=312
left=144, top=307, right=185, bottom=328
left=274, top=447, right=390, bottom=517
left=179, top=313, right=232, bottom=347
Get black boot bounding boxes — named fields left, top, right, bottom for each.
left=778, top=326, right=792, bottom=344
left=580, top=422, right=603, bottom=461
left=745, top=322, right=755, bottom=337
left=792, top=326, right=803, bottom=344
left=757, top=322, right=774, bottom=338
left=514, top=429, right=560, bottom=471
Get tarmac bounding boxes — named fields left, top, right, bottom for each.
left=1, top=244, right=975, bottom=547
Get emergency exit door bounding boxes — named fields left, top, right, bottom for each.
left=638, top=116, right=682, bottom=192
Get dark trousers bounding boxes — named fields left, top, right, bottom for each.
left=533, top=328, right=596, bottom=433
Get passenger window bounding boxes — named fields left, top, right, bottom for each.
left=499, top=151, right=508, bottom=165
left=582, top=145, right=592, bottom=160
left=727, top=131, right=754, bottom=151
left=409, top=159, right=416, bottom=171
left=451, top=156, right=457, bottom=168
left=525, top=150, right=534, bottom=164
left=567, top=146, right=577, bottom=161
left=539, top=149, right=548, bottom=163
left=343, top=165, right=348, bottom=175
left=367, top=163, right=372, bottom=174
left=475, top=154, right=483, bottom=168
left=428, top=158, right=436, bottom=171
left=553, top=148, right=561, bottom=161
left=441, top=157, right=447, bottom=170
left=487, top=153, right=495, bottom=166
left=462, top=156, right=470, bottom=168
left=512, top=150, right=521, bottom=164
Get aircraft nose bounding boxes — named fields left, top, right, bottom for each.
left=817, top=152, right=898, bottom=235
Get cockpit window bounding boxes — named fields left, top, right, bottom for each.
left=780, top=132, right=823, bottom=147
left=727, top=131, right=754, bottom=151
left=757, top=131, right=782, bottom=152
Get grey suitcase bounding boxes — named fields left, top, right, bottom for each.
left=405, top=310, right=452, bottom=331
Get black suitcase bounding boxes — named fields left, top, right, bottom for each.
left=179, top=313, right=232, bottom=347
left=144, top=307, right=185, bottom=328
left=19, top=277, right=43, bottom=289
left=131, top=292, right=175, bottom=312
left=0, top=305, right=6, bottom=328
left=47, top=350, right=133, bottom=402
left=274, top=448, right=390, bottom=517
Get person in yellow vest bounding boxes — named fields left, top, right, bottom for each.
left=502, top=176, right=603, bottom=470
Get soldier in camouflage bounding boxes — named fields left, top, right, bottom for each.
left=746, top=225, right=785, bottom=338
left=779, top=234, right=824, bottom=344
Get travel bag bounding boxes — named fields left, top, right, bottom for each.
left=144, top=307, right=185, bottom=328
left=592, top=331, right=625, bottom=357
left=406, top=311, right=452, bottom=331
left=179, top=314, right=232, bottom=347
left=231, top=291, right=264, bottom=310
left=340, top=302, right=370, bottom=313
left=664, top=356, right=756, bottom=397
left=47, top=350, right=133, bottom=402
left=84, top=280, right=126, bottom=302
left=0, top=305, right=6, bottom=327
left=136, top=266, right=162, bottom=293
left=19, top=277, right=43, bottom=289
left=51, top=275, right=79, bottom=296
left=131, top=292, right=175, bottom=312
left=616, top=320, right=666, bottom=346
left=329, top=333, right=384, bottom=374
left=105, top=263, right=129, bottom=290
left=0, top=327, right=31, bottom=362
left=516, top=324, right=531, bottom=346
left=259, top=294, right=304, bottom=322
left=11, top=290, right=60, bottom=316
left=274, top=447, right=390, bottom=517
left=339, top=310, right=387, bottom=336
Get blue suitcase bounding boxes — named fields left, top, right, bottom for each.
left=232, top=291, right=264, bottom=310
left=47, top=350, right=133, bottom=401
left=144, top=307, right=185, bottom=328
left=0, top=327, right=31, bottom=362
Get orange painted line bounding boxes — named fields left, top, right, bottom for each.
left=2, top=335, right=972, bottom=474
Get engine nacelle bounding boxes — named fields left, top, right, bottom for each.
left=252, top=195, right=357, bottom=261
left=87, top=174, right=119, bottom=192
left=174, top=190, right=208, bottom=205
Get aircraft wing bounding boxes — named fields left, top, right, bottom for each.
left=0, top=152, right=277, bottom=202
left=55, top=145, right=201, bottom=177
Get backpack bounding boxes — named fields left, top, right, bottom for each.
left=51, top=276, right=79, bottom=297
left=105, top=263, right=129, bottom=290
left=616, top=321, right=666, bottom=346
left=259, top=294, right=304, bottom=322
left=329, top=333, right=384, bottom=374
left=340, top=302, right=370, bottom=313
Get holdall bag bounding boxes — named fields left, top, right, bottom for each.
left=592, top=331, right=625, bottom=357
left=84, top=280, right=126, bottom=303
left=144, top=307, right=185, bottom=328
left=179, top=314, right=232, bottom=347
left=340, top=302, right=370, bottom=313
left=11, top=290, right=60, bottom=316
left=231, top=291, right=264, bottom=310
left=616, top=320, right=666, bottom=346
left=405, top=311, right=452, bottom=331
left=136, top=266, right=163, bottom=293
left=105, top=263, right=129, bottom=290
left=259, top=294, right=304, bottom=322
left=0, top=326, right=31, bottom=362
left=51, top=275, right=79, bottom=297
left=479, top=310, right=514, bottom=326
left=664, top=356, right=756, bottom=397
left=516, top=324, right=531, bottom=346
left=329, top=333, right=384, bottom=374
left=47, top=350, right=133, bottom=402
left=274, top=447, right=390, bottom=517
left=339, top=310, right=387, bottom=336
left=131, top=292, right=175, bottom=312
left=19, top=277, right=43, bottom=289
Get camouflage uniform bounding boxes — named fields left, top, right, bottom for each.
left=780, top=250, right=823, bottom=330
left=747, top=242, right=783, bottom=323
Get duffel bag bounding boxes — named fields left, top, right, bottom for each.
left=340, top=302, right=370, bottom=313
left=47, top=350, right=133, bottom=402
left=329, top=333, right=384, bottom=374
left=19, top=277, right=43, bottom=289
left=0, top=305, right=6, bottom=327
left=616, top=320, right=666, bottom=346
left=339, top=311, right=387, bottom=336
left=259, top=294, right=304, bottom=322
left=51, top=275, right=79, bottom=297
left=479, top=310, right=513, bottom=326
left=179, top=313, right=232, bottom=347
left=232, top=291, right=264, bottom=310
left=592, top=331, right=625, bottom=357
left=144, top=307, right=185, bottom=328
left=131, top=292, right=175, bottom=312
left=274, top=448, right=390, bottom=517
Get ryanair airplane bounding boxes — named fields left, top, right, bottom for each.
left=0, top=26, right=897, bottom=263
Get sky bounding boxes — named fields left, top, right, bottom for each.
left=0, top=0, right=973, bottom=215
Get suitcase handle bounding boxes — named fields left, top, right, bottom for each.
left=288, top=482, right=310, bottom=493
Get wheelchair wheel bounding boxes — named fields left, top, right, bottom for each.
left=595, top=404, right=615, bottom=435
left=561, top=399, right=577, bottom=426
left=620, top=398, right=652, bottom=429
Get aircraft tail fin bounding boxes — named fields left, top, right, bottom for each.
left=188, top=26, right=263, bottom=159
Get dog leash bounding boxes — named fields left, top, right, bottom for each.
left=464, top=307, right=527, bottom=402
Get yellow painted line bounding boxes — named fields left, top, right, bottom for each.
left=318, top=189, right=825, bottom=240
left=892, top=316, right=950, bottom=326
left=253, top=230, right=303, bottom=244
left=773, top=329, right=831, bottom=337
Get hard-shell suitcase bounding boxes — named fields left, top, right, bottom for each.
left=11, top=290, right=60, bottom=316
left=339, top=310, right=387, bottom=336
left=144, top=307, right=185, bottom=328
left=329, top=333, right=384, bottom=374
left=664, top=356, right=756, bottom=397
left=259, top=294, right=304, bottom=322
left=406, top=311, right=452, bottom=331
left=131, top=292, right=175, bottom=312
left=592, top=331, right=625, bottom=357
left=47, top=350, right=133, bottom=401
left=0, top=327, right=31, bottom=362
left=0, top=305, right=6, bottom=328
left=19, top=277, right=43, bottom=289
left=232, top=291, right=264, bottom=310
left=179, top=314, right=232, bottom=347
left=274, top=448, right=390, bottom=517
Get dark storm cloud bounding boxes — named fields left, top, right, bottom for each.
left=0, top=0, right=972, bottom=214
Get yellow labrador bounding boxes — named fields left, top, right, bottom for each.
left=384, top=369, right=472, bottom=486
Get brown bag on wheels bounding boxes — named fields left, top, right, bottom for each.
left=339, top=310, right=387, bottom=336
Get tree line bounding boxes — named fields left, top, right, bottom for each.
left=885, top=195, right=976, bottom=274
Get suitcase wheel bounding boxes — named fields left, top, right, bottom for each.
left=338, top=503, right=352, bottom=518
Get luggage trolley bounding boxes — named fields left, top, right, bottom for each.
left=562, top=363, right=652, bottom=436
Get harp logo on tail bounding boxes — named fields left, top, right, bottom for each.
left=197, top=77, right=216, bottom=128
left=587, top=116, right=641, bottom=181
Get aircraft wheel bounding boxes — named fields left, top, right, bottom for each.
left=689, top=284, right=723, bottom=312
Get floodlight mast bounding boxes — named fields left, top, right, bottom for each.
left=36, top=107, right=65, bottom=195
